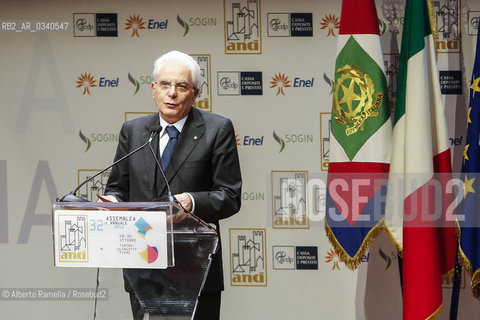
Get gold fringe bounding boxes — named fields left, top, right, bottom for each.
left=472, top=270, right=480, bottom=299
left=425, top=303, right=443, bottom=320
left=456, top=221, right=480, bottom=300
left=456, top=221, right=472, bottom=273
left=324, top=220, right=386, bottom=270
left=444, top=267, right=455, bottom=279
left=454, top=221, right=461, bottom=239
left=426, top=0, right=439, bottom=60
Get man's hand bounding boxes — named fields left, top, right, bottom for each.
left=174, top=193, right=193, bottom=212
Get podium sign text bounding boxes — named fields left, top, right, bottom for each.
left=53, top=210, right=168, bottom=269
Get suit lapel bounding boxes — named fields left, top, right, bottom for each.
left=141, top=114, right=160, bottom=195
left=157, top=108, right=205, bottom=196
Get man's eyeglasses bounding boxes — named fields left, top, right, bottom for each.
left=153, top=80, right=192, bottom=93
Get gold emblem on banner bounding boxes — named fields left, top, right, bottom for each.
left=333, top=65, right=383, bottom=136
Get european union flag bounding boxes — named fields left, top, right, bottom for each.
left=459, top=30, right=480, bottom=299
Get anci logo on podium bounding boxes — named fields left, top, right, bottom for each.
left=58, top=215, right=89, bottom=263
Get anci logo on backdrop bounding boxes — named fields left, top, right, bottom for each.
left=176, top=14, right=217, bottom=37
left=191, top=54, right=213, bottom=112
left=319, top=113, right=331, bottom=172
left=125, top=14, right=168, bottom=38
left=267, top=13, right=313, bottom=37
left=73, top=13, right=118, bottom=37
left=230, top=228, right=267, bottom=286
left=76, top=169, right=111, bottom=201
left=431, top=0, right=460, bottom=53
left=224, top=0, right=261, bottom=54
left=217, top=71, right=262, bottom=95
left=271, top=171, right=308, bottom=229
left=270, top=73, right=314, bottom=96
left=76, top=73, right=120, bottom=95
left=378, top=0, right=402, bottom=112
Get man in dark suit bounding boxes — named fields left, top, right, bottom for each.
left=103, top=51, right=242, bottom=320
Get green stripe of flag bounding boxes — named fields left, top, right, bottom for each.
left=394, top=0, right=433, bottom=125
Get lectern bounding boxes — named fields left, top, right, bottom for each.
left=52, top=201, right=219, bottom=320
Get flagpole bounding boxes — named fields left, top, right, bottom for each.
left=449, top=249, right=461, bottom=320
left=398, top=254, right=403, bottom=295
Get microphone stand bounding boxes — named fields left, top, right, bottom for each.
left=59, top=130, right=160, bottom=202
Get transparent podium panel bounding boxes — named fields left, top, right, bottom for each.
left=52, top=201, right=219, bottom=320
left=126, top=208, right=219, bottom=319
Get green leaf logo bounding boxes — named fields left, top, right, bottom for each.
left=177, top=15, right=189, bottom=37
left=273, top=131, right=286, bottom=153
left=128, top=72, right=140, bottom=95
left=79, top=130, right=91, bottom=152
left=378, top=18, right=387, bottom=36
left=378, top=247, right=392, bottom=270
left=323, top=72, right=334, bottom=95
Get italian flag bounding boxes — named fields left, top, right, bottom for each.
left=385, top=0, right=457, bottom=318
left=325, top=0, right=391, bottom=269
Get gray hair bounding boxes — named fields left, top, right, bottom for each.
left=152, top=50, right=200, bottom=89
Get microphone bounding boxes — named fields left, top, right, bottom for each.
left=148, top=128, right=176, bottom=202
left=148, top=128, right=200, bottom=218
left=59, top=126, right=162, bottom=202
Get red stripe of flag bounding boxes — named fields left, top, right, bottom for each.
left=403, top=148, right=456, bottom=319
left=339, top=0, right=380, bottom=35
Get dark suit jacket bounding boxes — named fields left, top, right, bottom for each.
left=105, top=107, right=242, bottom=293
